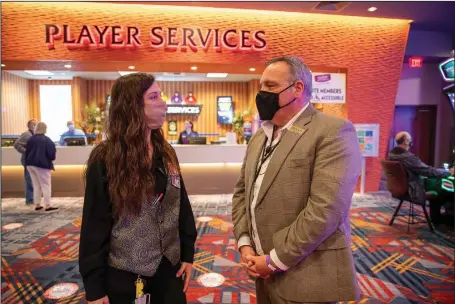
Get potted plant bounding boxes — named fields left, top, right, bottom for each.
left=232, top=109, right=252, bottom=144
left=78, top=104, right=106, bottom=145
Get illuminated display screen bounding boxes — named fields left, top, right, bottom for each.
left=217, top=96, right=233, bottom=124
left=439, top=58, right=454, bottom=82
left=443, top=84, right=454, bottom=111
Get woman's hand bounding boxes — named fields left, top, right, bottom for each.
left=88, top=296, right=109, bottom=304
left=176, top=262, right=192, bottom=292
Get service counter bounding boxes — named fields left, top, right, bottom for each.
left=1, top=145, right=246, bottom=197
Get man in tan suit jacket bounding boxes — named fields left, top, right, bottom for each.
left=232, top=56, right=361, bottom=304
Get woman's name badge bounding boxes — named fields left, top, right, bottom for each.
left=168, top=163, right=181, bottom=189
left=133, top=294, right=150, bottom=304
left=134, top=277, right=150, bottom=304
left=171, top=175, right=181, bottom=189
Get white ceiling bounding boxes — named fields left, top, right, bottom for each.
left=7, top=71, right=261, bottom=82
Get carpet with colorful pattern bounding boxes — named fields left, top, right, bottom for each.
left=1, top=194, right=454, bottom=303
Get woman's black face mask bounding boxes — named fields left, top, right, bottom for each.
left=255, top=83, right=296, bottom=121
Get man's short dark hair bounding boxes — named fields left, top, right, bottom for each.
left=265, top=56, right=313, bottom=102
left=27, top=119, right=36, bottom=128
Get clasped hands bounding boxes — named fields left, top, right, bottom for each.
left=239, top=246, right=273, bottom=279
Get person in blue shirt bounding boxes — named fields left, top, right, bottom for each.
left=177, top=120, right=199, bottom=144
left=59, top=121, right=87, bottom=146
left=25, top=122, right=59, bottom=212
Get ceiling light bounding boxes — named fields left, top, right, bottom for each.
left=368, top=7, right=377, bottom=12
left=206, top=73, right=228, bottom=78
left=64, top=64, right=72, bottom=68
left=61, top=73, right=66, bottom=75
left=118, top=71, right=138, bottom=76
left=1, top=64, right=5, bottom=67
left=249, top=68, right=256, bottom=72
left=128, top=65, right=135, bottom=70
left=190, top=66, right=198, bottom=71
left=24, top=70, right=55, bottom=76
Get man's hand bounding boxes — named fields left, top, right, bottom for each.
left=242, top=255, right=273, bottom=279
left=239, top=246, right=260, bottom=278
left=88, top=296, right=109, bottom=304
left=449, top=167, right=454, bottom=175
left=176, top=262, right=192, bottom=292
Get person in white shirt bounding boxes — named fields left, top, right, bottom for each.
left=232, top=56, right=361, bottom=304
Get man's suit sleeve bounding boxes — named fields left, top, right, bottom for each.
left=403, top=155, right=449, bottom=178
left=271, top=121, right=361, bottom=268
left=232, top=137, right=252, bottom=242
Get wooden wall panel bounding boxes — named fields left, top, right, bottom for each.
left=28, top=79, right=72, bottom=121
left=1, top=71, right=30, bottom=135
left=247, top=79, right=260, bottom=111
left=87, top=80, right=113, bottom=108
left=71, top=77, right=88, bottom=124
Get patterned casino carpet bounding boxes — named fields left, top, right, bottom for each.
left=1, top=193, right=454, bottom=303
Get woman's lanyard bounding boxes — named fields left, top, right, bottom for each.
left=253, top=125, right=280, bottom=183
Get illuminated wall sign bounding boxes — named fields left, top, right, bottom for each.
left=311, top=73, right=346, bottom=104
left=44, top=25, right=266, bottom=52
left=409, top=57, right=423, bottom=68
left=166, top=104, right=202, bottom=116
left=439, top=58, right=454, bottom=82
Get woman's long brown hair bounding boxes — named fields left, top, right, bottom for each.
left=85, top=73, right=179, bottom=218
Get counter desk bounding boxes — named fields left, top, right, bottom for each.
left=2, top=145, right=246, bottom=197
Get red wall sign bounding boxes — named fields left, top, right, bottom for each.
left=45, top=24, right=267, bottom=52
left=409, top=57, right=423, bottom=68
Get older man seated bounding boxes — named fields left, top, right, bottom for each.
left=388, top=131, right=454, bottom=231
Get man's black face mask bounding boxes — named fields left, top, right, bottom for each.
left=255, top=83, right=296, bottom=121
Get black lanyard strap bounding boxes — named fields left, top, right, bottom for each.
left=253, top=126, right=280, bottom=183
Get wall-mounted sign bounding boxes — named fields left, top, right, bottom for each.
left=439, top=58, right=454, bottom=82
left=409, top=57, right=423, bottom=68
left=166, top=104, right=202, bottom=116
left=354, top=124, right=380, bottom=157
left=185, top=93, right=198, bottom=105
left=311, top=73, right=346, bottom=104
left=217, top=96, right=234, bottom=124
left=45, top=25, right=266, bottom=52
left=168, top=120, right=177, bottom=136
left=171, top=91, right=183, bottom=104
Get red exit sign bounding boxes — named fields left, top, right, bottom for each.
left=409, top=57, right=423, bottom=68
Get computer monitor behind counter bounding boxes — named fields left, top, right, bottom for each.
left=188, top=136, right=207, bottom=145
left=65, top=137, right=87, bottom=146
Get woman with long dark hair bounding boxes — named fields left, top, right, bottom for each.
left=79, top=73, right=197, bottom=304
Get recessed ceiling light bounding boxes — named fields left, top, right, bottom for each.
left=190, top=66, right=198, bottom=71
left=128, top=65, right=135, bottom=70
left=249, top=68, right=256, bottom=72
left=1, top=64, right=5, bottom=67
left=368, top=7, right=377, bottom=12
left=118, top=71, right=138, bottom=76
left=24, top=70, right=55, bottom=76
left=206, top=73, right=228, bottom=78
left=64, top=64, right=72, bottom=68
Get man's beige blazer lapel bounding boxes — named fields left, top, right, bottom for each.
left=254, top=104, right=317, bottom=209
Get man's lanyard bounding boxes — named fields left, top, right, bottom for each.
left=253, top=126, right=281, bottom=183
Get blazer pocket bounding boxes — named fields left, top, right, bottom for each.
left=314, top=229, right=348, bottom=251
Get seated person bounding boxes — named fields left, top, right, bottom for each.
left=388, top=131, right=454, bottom=228
left=59, top=121, right=87, bottom=146
left=177, top=120, right=199, bottom=144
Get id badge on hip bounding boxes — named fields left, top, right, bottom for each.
left=133, top=277, right=150, bottom=304
left=133, top=294, right=150, bottom=304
